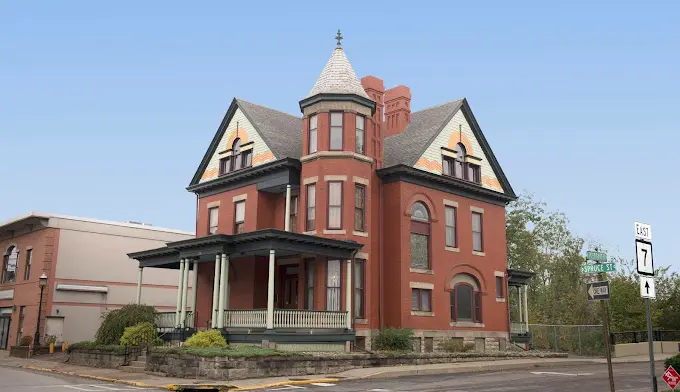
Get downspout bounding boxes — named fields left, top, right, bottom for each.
left=195, top=193, right=199, bottom=234
left=379, top=175, right=384, bottom=330
left=505, top=273, right=511, bottom=346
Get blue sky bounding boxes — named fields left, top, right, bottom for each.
left=1, top=1, right=678, bottom=271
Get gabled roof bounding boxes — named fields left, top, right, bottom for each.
left=383, top=98, right=515, bottom=198
left=189, top=99, right=302, bottom=187
left=305, top=47, right=370, bottom=100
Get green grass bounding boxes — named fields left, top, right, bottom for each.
left=151, top=345, right=292, bottom=357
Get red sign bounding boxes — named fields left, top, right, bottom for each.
left=663, top=366, right=680, bottom=390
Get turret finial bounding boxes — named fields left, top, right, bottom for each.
left=335, top=29, right=343, bottom=48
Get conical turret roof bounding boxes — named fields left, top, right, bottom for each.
left=305, top=46, right=371, bottom=100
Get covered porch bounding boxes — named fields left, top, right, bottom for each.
left=128, top=229, right=362, bottom=350
left=508, top=268, right=534, bottom=347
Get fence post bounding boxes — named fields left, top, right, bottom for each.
left=553, top=326, right=558, bottom=351
left=633, top=331, right=638, bottom=343
left=578, top=326, right=582, bottom=356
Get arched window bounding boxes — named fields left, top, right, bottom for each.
left=410, top=202, right=431, bottom=270
left=454, top=143, right=466, bottom=179
left=2, top=245, right=18, bottom=284
left=231, top=138, right=242, bottom=171
left=450, top=274, right=482, bottom=323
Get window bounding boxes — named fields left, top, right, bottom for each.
left=306, top=184, right=316, bottom=231
left=496, top=276, right=504, bottom=298
left=309, top=115, right=318, bottom=154
left=445, top=206, right=457, bottom=248
left=242, top=149, right=252, bottom=168
left=234, top=201, right=245, bottom=234
left=330, top=112, right=343, bottom=150
left=219, top=157, right=230, bottom=176
left=290, top=196, right=298, bottom=233
left=411, top=288, right=432, bottom=312
left=1, top=246, right=18, bottom=284
left=455, top=143, right=466, bottom=179
left=305, top=261, right=315, bottom=310
left=410, top=202, right=430, bottom=269
left=472, top=212, right=483, bottom=252
left=355, top=115, right=365, bottom=154
left=326, top=260, right=341, bottom=311
left=24, top=249, right=32, bottom=281
left=208, top=207, right=219, bottom=235
left=354, top=184, right=366, bottom=232
left=354, top=260, right=365, bottom=318
left=467, top=163, right=480, bottom=183
left=442, top=156, right=454, bottom=176
left=16, top=306, right=25, bottom=346
left=450, top=283, right=483, bottom=323
left=230, top=138, right=242, bottom=171
left=327, top=181, right=342, bottom=229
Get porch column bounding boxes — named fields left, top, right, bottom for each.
left=523, top=285, right=529, bottom=330
left=517, top=286, right=523, bottom=323
left=345, top=259, right=352, bottom=330
left=211, top=254, right=221, bottom=329
left=180, top=258, right=191, bottom=327
left=175, top=259, right=186, bottom=328
left=266, top=249, right=275, bottom=330
left=190, top=261, right=199, bottom=313
left=217, top=254, right=228, bottom=328
left=136, top=267, right=143, bottom=305
left=284, top=184, right=292, bottom=231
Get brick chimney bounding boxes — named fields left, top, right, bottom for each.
left=384, top=85, right=411, bottom=136
left=361, top=76, right=385, bottom=166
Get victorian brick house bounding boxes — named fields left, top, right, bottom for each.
left=129, top=34, right=531, bottom=352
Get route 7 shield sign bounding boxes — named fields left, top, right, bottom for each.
left=662, top=365, right=679, bottom=390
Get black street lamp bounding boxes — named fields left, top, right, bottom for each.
left=33, top=273, right=48, bottom=346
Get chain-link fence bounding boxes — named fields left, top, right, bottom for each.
left=529, top=324, right=606, bottom=356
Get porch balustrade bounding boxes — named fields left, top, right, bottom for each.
left=224, top=309, right=348, bottom=329
left=156, top=311, right=194, bottom=331
left=511, top=322, right=529, bottom=334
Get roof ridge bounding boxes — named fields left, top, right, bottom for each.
left=235, top=98, right=301, bottom=119
left=411, top=98, right=464, bottom=114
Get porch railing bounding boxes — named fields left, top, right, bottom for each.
left=511, top=322, right=529, bottom=334
left=155, top=311, right=194, bottom=331
left=223, top=309, right=348, bottom=329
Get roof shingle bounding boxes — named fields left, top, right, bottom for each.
left=236, top=99, right=303, bottom=159
left=305, top=48, right=371, bottom=100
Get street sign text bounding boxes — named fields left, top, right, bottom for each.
left=587, top=281, right=610, bottom=301
left=586, top=251, right=608, bottom=263
left=662, top=365, right=679, bottom=390
left=636, top=239, right=654, bottom=276
left=635, top=221, right=652, bottom=241
left=581, top=263, right=616, bottom=274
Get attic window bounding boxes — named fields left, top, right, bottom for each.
left=442, top=144, right=481, bottom=184
left=219, top=138, right=253, bottom=176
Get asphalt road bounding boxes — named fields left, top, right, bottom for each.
left=266, top=362, right=670, bottom=392
left=0, top=367, right=163, bottom=392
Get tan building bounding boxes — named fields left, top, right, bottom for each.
left=0, top=212, right=193, bottom=349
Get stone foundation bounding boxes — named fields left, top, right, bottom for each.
left=355, top=329, right=508, bottom=354
left=68, top=350, right=126, bottom=368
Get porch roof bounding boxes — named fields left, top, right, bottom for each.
left=507, top=268, right=535, bottom=286
left=128, top=228, right=363, bottom=269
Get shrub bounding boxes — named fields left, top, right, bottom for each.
left=67, top=341, right=125, bottom=354
left=120, top=322, right=158, bottom=347
left=184, top=330, right=227, bottom=348
left=665, top=353, right=680, bottom=371
left=439, top=338, right=475, bottom=353
left=373, top=328, right=414, bottom=352
left=19, top=335, right=33, bottom=346
left=95, top=304, right=157, bottom=345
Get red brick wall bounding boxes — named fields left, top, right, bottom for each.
left=0, top=228, right=59, bottom=348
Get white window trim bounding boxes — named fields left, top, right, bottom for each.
left=409, top=282, right=434, bottom=290
left=443, top=199, right=459, bottom=208
left=472, top=251, right=486, bottom=257
left=352, top=176, right=369, bottom=185
left=411, top=311, right=435, bottom=317
left=450, top=321, right=485, bottom=328
left=56, top=283, right=108, bottom=293
left=207, top=201, right=221, bottom=208
left=324, top=175, right=347, bottom=182
left=445, top=246, right=460, bottom=253
left=352, top=231, right=368, bottom=238
left=322, top=229, right=346, bottom=235
left=470, top=206, right=485, bottom=214
left=410, top=268, right=434, bottom=275
left=303, top=176, right=318, bottom=185
left=232, top=194, right=248, bottom=202
left=355, top=251, right=369, bottom=260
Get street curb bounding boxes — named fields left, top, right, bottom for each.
left=21, top=365, right=162, bottom=389
left=228, top=378, right=341, bottom=391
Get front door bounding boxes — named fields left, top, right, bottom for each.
left=279, top=266, right=299, bottom=309
left=0, top=316, right=11, bottom=350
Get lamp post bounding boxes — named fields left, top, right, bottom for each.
left=33, top=273, right=48, bottom=346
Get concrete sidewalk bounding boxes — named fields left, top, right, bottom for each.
left=0, top=351, right=673, bottom=391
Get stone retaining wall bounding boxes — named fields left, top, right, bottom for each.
left=68, top=350, right=126, bottom=368
left=147, top=351, right=567, bottom=380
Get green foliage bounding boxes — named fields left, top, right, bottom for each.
left=183, top=330, right=227, bottom=348
left=150, top=345, right=290, bottom=357
left=67, top=341, right=125, bottom=354
left=373, top=328, right=414, bottom=352
left=19, top=335, right=33, bottom=346
left=95, top=304, right=157, bottom=345
left=438, top=339, right=475, bottom=353
left=120, top=322, right=158, bottom=347
left=665, top=353, right=680, bottom=371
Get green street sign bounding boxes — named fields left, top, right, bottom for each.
left=581, top=263, right=616, bottom=274
left=586, top=250, right=608, bottom=263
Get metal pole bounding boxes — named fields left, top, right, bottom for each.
left=33, top=285, right=44, bottom=346
left=553, top=325, right=558, bottom=351
left=578, top=325, right=582, bottom=356
left=599, top=271, right=615, bottom=392
left=646, top=298, right=658, bottom=392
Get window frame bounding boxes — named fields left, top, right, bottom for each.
left=327, top=181, right=343, bottom=230
left=24, top=249, right=32, bottom=281
left=241, top=149, right=252, bottom=169
left=329, top=111, right=344, bottom=151
left=2, top=246, right=18, bottom=284
left=442, top=156, right=455, bottom=177
left=411, top=288, right=432, bottom=312
left=496, top=276, right=504, bottom=299
left=472, top=211, right=484, bottom=252
left=305, top=259, right=315, bottom=310
left=289, top=195, right=298, bottom=233
left=309, top=114, right=318, bottom=154
left=208, top=207, right=219, bottom=235
left=233, top=200, right=246, bottom=234
left=354, top=259, right=365, bottom=318
left=410, top=202, right=431, bottom=270
left=355, top=115, right=365, bottom=154
left=354, top=184, right=366, bottom=232
left=445, top=206, right=457, bottom=248
left=450, top=283, right=482, bottom=323
left=325, top=259, right=342, bottom=311
left=306, top=184, right=316, bottom=231
left=230, top=138, right=243, bottom=172
left=219, top=157, right=230, bottom=176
